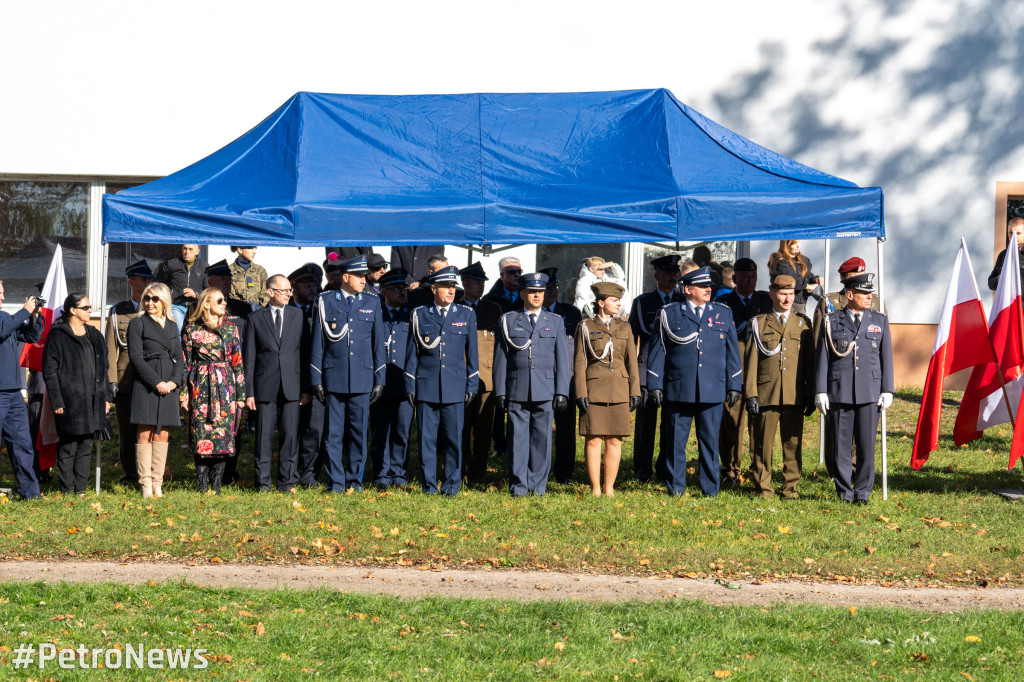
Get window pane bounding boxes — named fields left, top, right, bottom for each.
left=639, top=241, right=736, bottom=290
left=0, top=180, right=88, bottom=304
left=534, top=243, right=626, bottom=304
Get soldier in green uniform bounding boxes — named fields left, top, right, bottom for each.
left=104, top=260, right=155, bottom=485
left=744, top=275, right=815, bottom=498
left=229, top=246, right=269, bottom=307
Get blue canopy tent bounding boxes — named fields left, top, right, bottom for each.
left=101, top=89, right=883, bottom=247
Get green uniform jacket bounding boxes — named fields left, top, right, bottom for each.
left=743, top=311, right=814, bottom=406
left=228, top=261, right=269, bottom=307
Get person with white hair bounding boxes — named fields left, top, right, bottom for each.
left=572, top=257, right=631, bottom=318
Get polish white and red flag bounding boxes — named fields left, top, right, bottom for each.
left=953, top=233, right=1024, bottom=452
left=19, top=244, right=68, bottom=471
left=912, top=239, right=998, bottom=468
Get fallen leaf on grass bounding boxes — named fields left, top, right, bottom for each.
left=865, top=546, right=877, bottom=555
left=255, top=622, right=266, bottom=636
left=554, top=642, right=565, bottom=651
left=714, top=671, right=731, bottom=679
left=849, top=607, right=858, bottom=617
left=777, top=526, right=793, bottom=535
left=752, top=533, right=768, bottom=539
left=964, top=636, right=981, bottom=643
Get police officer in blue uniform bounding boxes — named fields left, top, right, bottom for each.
left=0, top=285, right=42, bottom=499
left=814, top=273, right=893, bottom=504
left=647, top=266, right=742, bottom=497
left=493, top=272, right=571, bottom=496
left=369, top=268, right=414, bottom=487
left=629, top=254, right=685, bottom=482
left=310, top=255, right=386, bottom=492
left=404, top=265, right=479, bottom=495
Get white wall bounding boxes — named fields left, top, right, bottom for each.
left=4, top=0, right=1022, bottom=322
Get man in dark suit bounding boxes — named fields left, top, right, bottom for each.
left=717, top=257, right=773, bottom=488
left=369, top=268, right=414, bottom=487
left=647, top=266, right=742, bottom=497
left=537, top=267, right=583, bottom=483
left=459, top=262, right=504, bottom=483
left=310, top=255, right=386, bottom=493
left=482, top=257, right=523, bottom=313
left=0, top=284, right=41, bottom=500
left=245, top=274, right=305, bottom=492
left=288, top=263, right=326, bottom=488
left=493, top=273, right=571, bottom=496
left=814, top=273, right=893, bottom=504
left=628, top=254, right=684, bottom=482
left=405, top=266, right=479, bottom=495
left=391, top=245, right=446, bottom=283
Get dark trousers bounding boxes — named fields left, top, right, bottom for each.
left=719, top=394, right=753, bottom=479
left=462, top=391, right=495, bottom=482
left=115, top=392, right=138, bottom=483
left=324, top=391, right=370, bottom=492
left=633, top=387, right=664, bottom=481
left=298, top=396, right=326, bottom=486
left=417, top=401, right=464, bottom=495
left=829, top=402, right=879, bottom=502
left=370, top=395, right=414, bottom=486
left=660, top=401, right=724, bottom=497
left=254, top=387, right=300, bottom=491
left=551, top=393, right=577, bottom=483
left=492, top=408, right=507, bottom=453
left=506, top=400, right=554, bottom=496
left=0, top=390, right=40, bottom=498
left=750, top=405, right=804, bottom=497
left=57, top=434, right=92, bottom=493
left=27, top=393, right=45, bottom=476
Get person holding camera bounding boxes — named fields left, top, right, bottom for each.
left=0, top=283, right=43, bottom=499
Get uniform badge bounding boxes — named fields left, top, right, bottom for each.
left=867, top=324, right=881, bottom=333
left=425, top=336, right=430, bottom=343
left=839, top=340, right=848, bottom=350
left=331, top=322, right=337, bottom=330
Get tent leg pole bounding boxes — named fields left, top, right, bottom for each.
left=820, top=238, right=830, bottom=467
left=95, top=441, right=102, bottom=494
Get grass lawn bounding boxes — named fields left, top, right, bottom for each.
left=1, top=581, right=1022, bottom=680
left=1, top=391, right=1022, bottom=585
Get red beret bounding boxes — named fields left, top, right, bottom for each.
left=838, top=257, right=866, bottom=274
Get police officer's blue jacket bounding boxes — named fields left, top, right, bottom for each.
left=404, top=304, right=479, bottom=403
left=310, top=290, right=385, bottom=394
left=493, top=310, right=571, bottom=402
left=380, top=304, right=411, bottom=398
left=646, top=301, right=741, bottom=403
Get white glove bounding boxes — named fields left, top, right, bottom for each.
left=877, top=392, right=893, bottom=410
left=814, top=393, right=830, bottom=414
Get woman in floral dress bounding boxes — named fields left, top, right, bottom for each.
left=180, top=288, right=246, bottom=493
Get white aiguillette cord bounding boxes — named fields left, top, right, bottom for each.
left=317, top=295, right=350, bottom=343
left=412, top=308, right=441, bottom=350
left=823, top=312, right=856, bottom=358
left=581, top=319, right=613, bottom=365
left=657, top=307, right=698, bottom=349
left=749, top=316, right=782, bottom=357
left=500, top=312, right=533, bottom=352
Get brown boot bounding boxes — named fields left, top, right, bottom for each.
left=136, top=444, right=153, bottom=498
left=151, top=442, right=169, bottom=498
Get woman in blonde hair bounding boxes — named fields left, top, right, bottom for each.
left=180, top=287, right=246, bottom=493
left=767, top=240, right=821, bottom=315
left=126, top=282, right=183, bottom=498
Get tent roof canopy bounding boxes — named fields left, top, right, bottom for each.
left=102, top=89, right=883, bottom=246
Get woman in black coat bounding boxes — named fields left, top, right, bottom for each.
left=768, top=240, right=822, bottom=315
left=127, top=282, right=184, bottom=498
left=42, top=293, right=111, bottom=494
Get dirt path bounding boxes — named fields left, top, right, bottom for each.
left=3, top=560, right=1023, bottom=613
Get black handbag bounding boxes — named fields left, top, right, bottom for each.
left=96, top=419, right=115, bottom=442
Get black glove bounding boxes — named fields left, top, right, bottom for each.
left=726, top=390, right=741, bottom=407
left=369, top=384, right=385, bottom=405
left=109, top=381, right=119, bottom=401
left=577, top=397, right=589, bottom=413
left=406, top=392, right=416, bottom=407
left=495, top=395, right=507, bottom=412
left=745, top=397, right=759, bottom=416
left=465, top=391, right=476, bottom=405
left=648, top=389, right=663, bottom=407
left=629, top=395, right=640, bottom=412
left=313, top=385, right=325, bottom=403
left=804, top=400, right=816, bottom=417
left=552, top=395, right=568, bottom=413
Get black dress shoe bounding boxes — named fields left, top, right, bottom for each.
left=721, top=476, right=739, bottom=489
left=854, top=499, right=868, bottom=505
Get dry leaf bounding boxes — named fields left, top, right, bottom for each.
left=849, top=606, right=858, bottom=617
left=865, top=546, right=877, bottom=555
left=553, top=642, right=565, bottom=651
left=777, top=526, right=793, bottom=535
left=714, top=671, right=731, bottom=679
left=390, top=527, right=401, bottom=536
left=255, top=622, right=266, bottom=636
left=963, top=636, right=981, bottom=643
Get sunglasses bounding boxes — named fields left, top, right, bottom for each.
left=142, top=296, right=161, bottom=303
left=74, top=305, right=92, bottom=311
left=269, top=288, right=292, bottom=294
left=212, top=298, right=226, bottom=304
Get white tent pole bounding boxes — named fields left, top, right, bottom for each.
left=820, top=239, right=830, bottom=466
left=96, top=240, right=109, bottom=494
left=877, top=237, right=887, bottom=501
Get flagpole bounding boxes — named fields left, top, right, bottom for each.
left=95, top=241, right=109, bottom=494
left=821, top=238, right=830, bottom=467
left=877, top=237, right=887, bottom=500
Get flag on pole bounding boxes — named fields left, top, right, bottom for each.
left=954, top=234, right=1024, bottom=446
left=911, top=239, right=996, bottom=468
left=19, top=244, right=68, bottom=471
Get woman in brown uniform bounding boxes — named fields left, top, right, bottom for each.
left=573, top=282, right=641, bottom=496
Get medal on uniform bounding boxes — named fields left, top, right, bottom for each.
left=331, top=322, right=337, bottom=330
left=425, top=336, right=430, bottom=343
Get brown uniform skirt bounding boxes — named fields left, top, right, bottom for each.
left=579, top=402, right=631, bottom=437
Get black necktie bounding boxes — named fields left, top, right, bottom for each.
left=274, top=307, right=283, bottom=338
left=346, top=295, right=354, bottom=306
left=854, top=313, right=862, bottom=330
left=439, top=307, right=447, bottom=322
left=695, top=306, right=703, bottom=320
left=528, top=313, right=537, bottom=329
